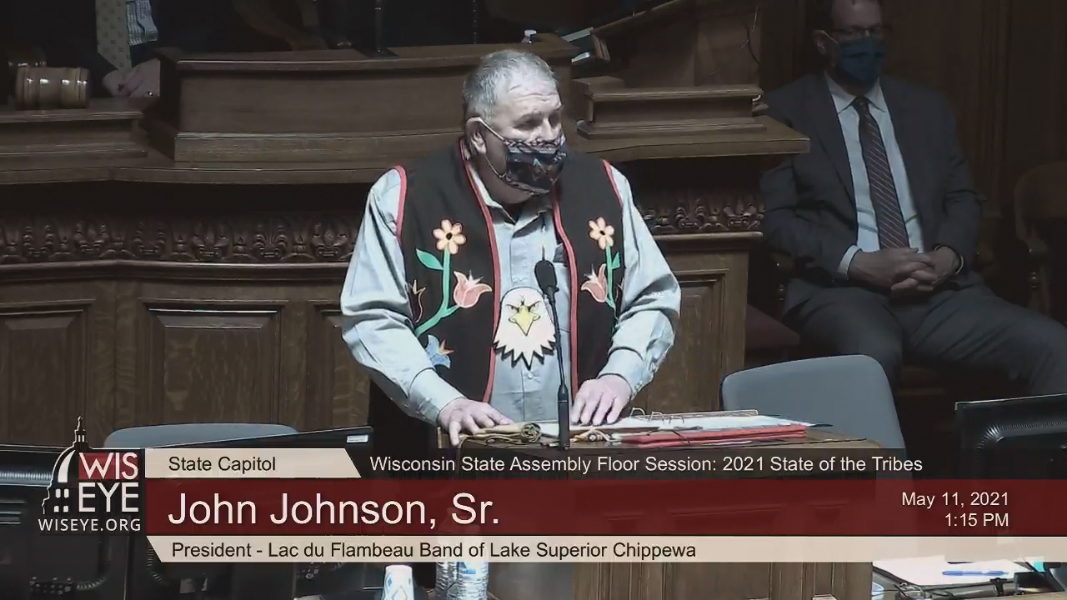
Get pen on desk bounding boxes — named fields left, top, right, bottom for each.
left=942, top=570, right=1010, bottom=577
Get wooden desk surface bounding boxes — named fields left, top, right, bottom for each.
left=0, top=116, right=807, bottom=186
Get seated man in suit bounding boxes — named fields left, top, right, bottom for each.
left=341, top=50, right=680, bottom=447
left=760, top=0, right=1067, bottom=392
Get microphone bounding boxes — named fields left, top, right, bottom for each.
left=535, top=259, right=570, bottom=450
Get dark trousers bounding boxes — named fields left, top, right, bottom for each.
left=787, top=284, right=1067, bottom=394
left=130, top=42, right=157, bottom=66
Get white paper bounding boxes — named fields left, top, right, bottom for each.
left=874, top=556, right=1029, bottom=587
left=535, top=414, right=812, bottom=439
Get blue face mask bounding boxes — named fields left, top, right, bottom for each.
left=834, top=36, right=885, bottom=87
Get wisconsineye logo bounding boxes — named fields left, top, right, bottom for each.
left=40, top=418, right=142, bottom=533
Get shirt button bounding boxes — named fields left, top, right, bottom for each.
left=526, top=372, right=534, bottom=380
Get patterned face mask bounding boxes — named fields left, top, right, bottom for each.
left=479, top=124, right=568, bottom=195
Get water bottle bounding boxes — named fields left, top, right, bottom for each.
left=435, top=562, right=456, bottom=598
left=447, top=561, right=489, bottom=599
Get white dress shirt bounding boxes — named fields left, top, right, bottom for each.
left=828, top=76, right=926, bottom=278
left=341, top=163, right=680, bottom=425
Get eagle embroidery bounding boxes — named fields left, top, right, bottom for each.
left=493, top=287, right=556, bottom=368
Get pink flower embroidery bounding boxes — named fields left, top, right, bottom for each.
left=453, top=272, right=492, bottom=309
left=581, top=264, right=608, bottom=303
left=588, top=218, right=615, bottom=250
left=433, top=220, right=467, bottom=255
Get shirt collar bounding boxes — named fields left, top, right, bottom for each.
left=825, top=73, right=887, bottom=115
left=466, top=163, right=502, bottom=210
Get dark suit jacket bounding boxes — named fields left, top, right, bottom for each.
left=760, top=72, right=984, bottom=314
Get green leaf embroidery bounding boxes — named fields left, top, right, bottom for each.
left=609, top=251, right=621, bottom=270
left=416, top=249, right=443, bottom=271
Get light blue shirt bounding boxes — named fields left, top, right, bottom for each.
left=340, top=163, right=680, bottom=425
left=828, top=77, right=926, bottom=278
left=126, top=0, right=159, bottom=46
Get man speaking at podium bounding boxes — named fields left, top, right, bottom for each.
left=341, top=50, right=680, bottom=450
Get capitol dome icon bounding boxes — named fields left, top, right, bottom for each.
left=43, top=417, right=91, bottom=515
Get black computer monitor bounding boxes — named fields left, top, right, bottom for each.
left=128, top=426, right=373, bottom=600
left=957, top=395, right=1067, bottom=592
left=0, top=443, right=125, bottom=600
left=956, top=393, right=1067, bottom=479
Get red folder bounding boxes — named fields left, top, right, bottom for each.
left=618, top=424, right=808, bottom=448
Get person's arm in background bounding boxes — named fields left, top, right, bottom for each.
left=929, top=94, right=982, bottom=271
left=760, top=99, right=858, bottom=279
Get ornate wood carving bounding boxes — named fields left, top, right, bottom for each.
left=0, top=193, right=764, bottom=266
left=638, top=187, right=762, bottom=235
left=0, top=214, right=360, bottom=264
left=625, top=156, right=764, bottom=235
left=0, top=156, right=767, bottom=267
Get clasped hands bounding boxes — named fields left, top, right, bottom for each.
left=102, top=58, right=160, bottom=98
left=437, top=374, right=632, bottom=446
left=848, top=247, right=959, bottom=298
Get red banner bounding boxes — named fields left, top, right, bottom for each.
left=145, top=479, right=1051, bottom=536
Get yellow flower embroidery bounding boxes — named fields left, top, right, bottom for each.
left=433, top=220, right=467, bottom=255
left=588, top=217, right=615, bottom=250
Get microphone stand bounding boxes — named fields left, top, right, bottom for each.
left=368, top=0, right=395, bottom=57
left=544, top=292, right=570, bottom=450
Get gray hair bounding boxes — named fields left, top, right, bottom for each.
left=462, top=50, right=558, bottom=122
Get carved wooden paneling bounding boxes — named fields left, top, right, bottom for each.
left=0, top=283, right=114, bottom=446
left=305, top=304, right=371, bottom=429
left=0, top=213, right=359, bottom=264
left=623, top=157, right=763, bottom=234
left=135, top=300, right=284, bottom=425
left=104, top=281, right=358, bottom=436
left=635, top=268, right=725, bottom=414
left=0, top=304, right=87, bottom=444
left=665, top=563, right=772, bottom=599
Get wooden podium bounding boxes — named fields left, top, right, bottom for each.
left=462, top=431, right=878, bottom=600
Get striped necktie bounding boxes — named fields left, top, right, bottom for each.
left=853, top=96, right=910, bottom=249
left=96, top=0, right=131, bottom=71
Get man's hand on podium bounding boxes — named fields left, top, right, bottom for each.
left=121, top=58, right=160, bottom=98
left=438, top=398, right=513, bottom=447
left=572, top=374, right=631, bottom=427
left=102, top=69, right=126, bottom=97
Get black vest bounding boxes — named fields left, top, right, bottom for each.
left=368, top=141, right=626, bottom=459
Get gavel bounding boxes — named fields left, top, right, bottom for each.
left=2, top=46, right=45, bottom=103
left=6, top=46, right=46, bottom=79
left=13, top=66, right=90, bottom=110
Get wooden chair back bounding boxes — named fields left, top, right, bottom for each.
left=1013, top=161, right=1067, bottom=314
